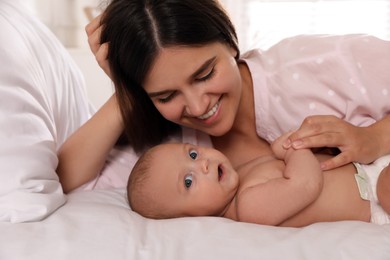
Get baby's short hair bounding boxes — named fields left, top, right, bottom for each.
left=127, top=145, right=177, bottom=219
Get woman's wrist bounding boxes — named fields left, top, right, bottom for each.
left=368, top=116, right=390, bottom=158
left=105, top=93, right=125, bottom=132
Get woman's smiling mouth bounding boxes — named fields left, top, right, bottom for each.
left=197, top=100, right=221, bottom=120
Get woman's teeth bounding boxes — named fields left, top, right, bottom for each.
left=198, top=101, right=220, bottom=120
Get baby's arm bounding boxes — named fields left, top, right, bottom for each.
left=236, top=133, right=323, bottom=226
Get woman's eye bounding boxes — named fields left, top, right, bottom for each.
left=157, top=92, right=177, bottom=103
left=189, top=149, right=198, bottom=160
left=184, top=174, right=193, bottom=188
left=197, top=68, right=215, bottom=82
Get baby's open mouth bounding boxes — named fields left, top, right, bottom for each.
left=218, top=166, right=223, bottom=181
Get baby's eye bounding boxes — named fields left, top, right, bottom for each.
left=184, top=174, right=193, bottom=188
left=189, top=149, right=198, bottom=160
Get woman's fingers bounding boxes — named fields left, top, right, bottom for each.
left=86, top=14, right=103, bottom=55
left=95, top=42, right=111, bottom=78
left=290, top=132, right=340, bottom=149
left=85, top=14, right=111, bottom=78
left=285, top=115, right=347, bottom=149
left=289, top=115, right=339, bottom=138
left=85, top=14, right=102, bottom=37
left=320, top=152, right=353, bottom=170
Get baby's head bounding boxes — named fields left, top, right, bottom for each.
left=127, top=143, right=239, bottom=219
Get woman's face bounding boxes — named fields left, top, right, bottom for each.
left=143, top=42, right=242, bottom=137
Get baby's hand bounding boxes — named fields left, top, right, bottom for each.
left=271, top=132, right=293, bottom=160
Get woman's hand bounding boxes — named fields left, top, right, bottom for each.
left=85, top=14, right=112, bottom=78
left=283, top=115, right=385, bottom=170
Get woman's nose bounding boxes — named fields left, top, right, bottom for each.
left=184, top=91, right=209, bottom=117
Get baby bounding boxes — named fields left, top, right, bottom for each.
left=127, top=134, right=390, bottom=227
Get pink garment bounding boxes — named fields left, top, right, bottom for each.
left=242, top=34, right=390, bottom=143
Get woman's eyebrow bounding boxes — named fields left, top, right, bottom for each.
left=190, top=56, right=217, bottom=79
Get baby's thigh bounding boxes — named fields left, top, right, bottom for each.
left=377, top=165, right=390, bottom=214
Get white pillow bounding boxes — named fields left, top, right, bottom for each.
left=0, top=0, right=91, bottom=222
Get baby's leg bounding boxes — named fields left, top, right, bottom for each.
left=377, top=165, right=390, bottom=215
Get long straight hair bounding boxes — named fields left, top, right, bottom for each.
left=101, top=0, right=239, bottom=152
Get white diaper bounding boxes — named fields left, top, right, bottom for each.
left=353, top=155, right=390, bottom=225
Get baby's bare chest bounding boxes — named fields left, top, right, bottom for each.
left=237, top=157, right=285, bottom=191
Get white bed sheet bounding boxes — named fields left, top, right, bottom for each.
left=1, top=188, right=389, bottom=260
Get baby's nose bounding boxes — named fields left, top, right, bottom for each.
left=199, top=158, right=209, bottom=174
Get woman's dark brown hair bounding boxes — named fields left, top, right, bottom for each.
left=100, top=0, right=239, bottom=152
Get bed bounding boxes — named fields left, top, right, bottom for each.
left=1, top=1, right=390, bottom=259
left=2, top=188, right=390, bottom=260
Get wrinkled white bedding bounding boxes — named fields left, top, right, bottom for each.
left=0, top=0, right=91, bottom=222
left=1, top=188, right=390, bottom=260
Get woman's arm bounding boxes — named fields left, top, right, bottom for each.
left=57, top=94, right=123, bottom=193
left=284, top=115, right=390, bottom=170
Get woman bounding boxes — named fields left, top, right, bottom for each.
left=57, top=0, right=390, bottom=193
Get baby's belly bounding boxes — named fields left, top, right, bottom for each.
left=280, top=155, right=371, bottom=227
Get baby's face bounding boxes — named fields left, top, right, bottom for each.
left=145, top=143, right=239, bottom=217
